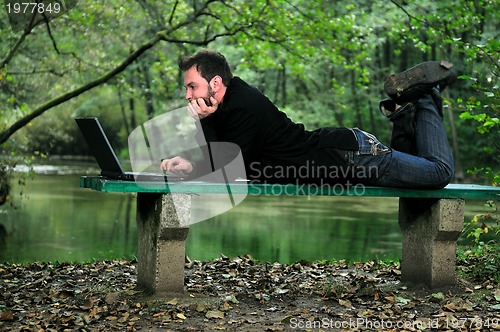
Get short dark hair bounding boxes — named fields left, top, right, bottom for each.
left=179, top=50, right=233, bottom=86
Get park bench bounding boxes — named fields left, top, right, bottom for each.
left=80, top=176, right=500, bottom=293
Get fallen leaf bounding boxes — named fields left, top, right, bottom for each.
left=443, top=303, right=457, bottom=312
left=392, top=269, right=401, bottom=275
left=224, top=294, right=239, bottom=304
left=462, top=303, right=474, bottom=311
left=105, top=292, right=120, bottom=305
left=89, top=307, right=98, bottom=317
left=80, top=298, right=93, bottom=310
left=152, top=312, right=166, bottom=317
left=378, top=312, right=391, bottom=319
left=339, top=299, right=352, bottom=308
left=196, top=303, right=207, bottom=312
left=206, top=310, right=225, bottom=319
left=220, top=302, right=232, bottom=311
left=166, top=298, right=178, bottom=305
left=176, top=312, right=187, bottom=320
left=0, top=310, right=14, bottom=321
left=431, top=292, right=445, bottom=302
left=396, top=296, right=411, bottom=304
left=494, top=289, right=500, bottom=302
left=439, top=312, right=454, bottom=317
left=385, top=296, right=396, bottom=303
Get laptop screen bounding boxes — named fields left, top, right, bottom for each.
left=75, top=117, right=125, bottom=176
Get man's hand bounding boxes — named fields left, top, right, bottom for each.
left=161, top=156, right=193, bottom=176
left=187, top=96, right=218, bottom=119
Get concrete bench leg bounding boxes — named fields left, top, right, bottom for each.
left=399, top=198, right=464, bottom=288
left=136, top=193, right=191, bottom=293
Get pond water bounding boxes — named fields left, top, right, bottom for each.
left=0, top=163, right=489, bottom=264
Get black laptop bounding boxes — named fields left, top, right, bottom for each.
left=75, top=117, right=182, bottom=181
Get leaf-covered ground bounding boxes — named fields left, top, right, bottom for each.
left=1, top=257, right=499, bottom=331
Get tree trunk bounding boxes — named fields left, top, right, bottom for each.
left=444, top=92, right=464, bottom=183
left=138, top=60, right=155, bottom=120
left=351, top=70, right=363, bottom=128
left=281, top=64, right=287, bottom=107
left=117, top=85, right=131, bottom=134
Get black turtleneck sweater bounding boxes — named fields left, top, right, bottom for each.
left=196, top=77, right=358, bottom=184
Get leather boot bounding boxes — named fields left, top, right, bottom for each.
left=384, top=60, right=457, bottom=104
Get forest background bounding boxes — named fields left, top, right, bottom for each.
left=0, top=0, right=499, bottom=205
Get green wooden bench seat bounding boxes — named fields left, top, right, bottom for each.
left=80, top=176, right=500, bottom=292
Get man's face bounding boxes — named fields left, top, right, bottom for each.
left=184, top=66, right=214, bottom=104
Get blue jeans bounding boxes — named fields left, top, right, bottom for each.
left=346, top=94, right=454, bottom=189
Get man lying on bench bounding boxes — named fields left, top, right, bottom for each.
left=162, top=50, right=457, bottom=190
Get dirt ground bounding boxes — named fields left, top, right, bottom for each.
left=1, top=257, right=499, bottom=331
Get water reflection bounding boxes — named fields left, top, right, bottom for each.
left=0, top=173, right=136, bottom=263
left=187, top=195, right=402, bottom=263
left=0, top=166, right=491, bottom=264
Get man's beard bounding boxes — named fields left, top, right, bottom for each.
left=204, top=85, right=216, bottom=106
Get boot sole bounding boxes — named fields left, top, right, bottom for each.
left=384, top=60, right=455, bottom=103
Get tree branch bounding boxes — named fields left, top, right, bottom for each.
left=158, top=26, right=249, bottom=46
left=0, top=0, right=256, bottom=145
left=0, top=32, right=163, bottom=145
left=136, top=0, right=165, bottom=29
left=389, top=0, right=446, bottom=34
left=7, top=68, right=70, bottom=77
left=0, top=15, right=37, bottom=70
left=43, top=14, right=60, bottom=54
left=168, top=0, right=180, bottom=26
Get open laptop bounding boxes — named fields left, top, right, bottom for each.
left=75, top=117, right=183, bottom=182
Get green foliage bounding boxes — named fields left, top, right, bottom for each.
left=459, top=200, right=500, bottom=281
left=463, top=200, right=499, bottom=244
left=458, top=241, right=500, bottom=282
left=0, top=138, right=37, bottom=207
left=455, top=69, right=500, bottom=184
left=381, top=0, right=500, bottom=185
left=442, top=1, right=499, bottom=185
left=460, top=111, right=499, bottom=135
